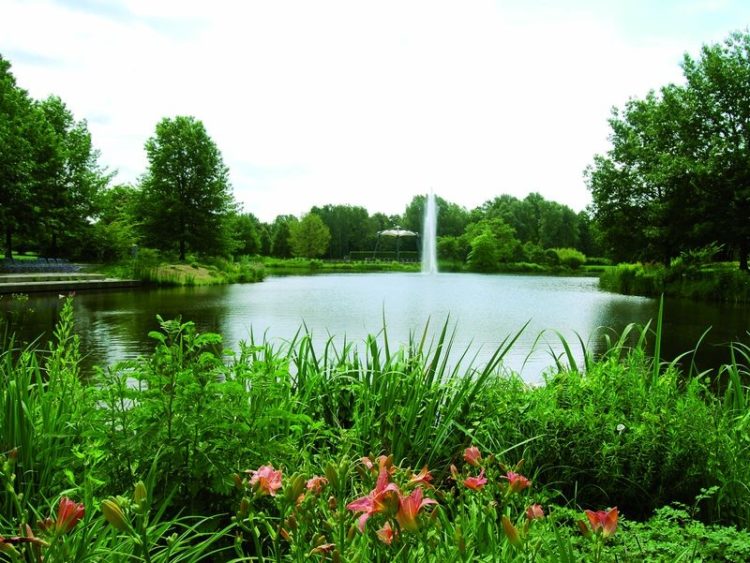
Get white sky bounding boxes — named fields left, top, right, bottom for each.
left=2, top=0, right=749, bottom=222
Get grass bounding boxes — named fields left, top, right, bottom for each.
left=2, top=298, right=750, bottom=560
left=600, top=261, right=750, bottom=302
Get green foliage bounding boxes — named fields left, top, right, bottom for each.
left=467, top=231, right=500, bottom=272
left=5, top=301, right=750, bottom=559
left=139, top=116, right=236, bottom=261
left=600, top=261, right=750, bottom=302
left=552, top=248, right=587, bottom=269
left=588, top=30, right=750, bottom=270
left=289, top=213, right=331, bottom=258
left=310, top=204, right=374, bottom=259
left=270, top=214, right=298, bottom=258
left=229, top=212, right=263, bottom=257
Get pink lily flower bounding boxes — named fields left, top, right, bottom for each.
left=249, top=465, right=283, bottom=496
left=55, top=497, right=85, bottom=534
left=526, top=504, right=545, bottom=521
left=504, top=471, right=531, bottom=493
left=346, top=467, right=400, bottom=532
left=396, top=488, right=438, bottom=532
left=306, top=475, right=328, bottom=494
left=463, top=446, right=482, bottom=466
left=463, top=469, right=488, bottom=491
left=584, top=507, right=618, bottom=538
left=377, top=521, right=396, bottom=545
left=408, top=466, right=434, bottom=487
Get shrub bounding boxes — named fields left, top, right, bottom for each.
left=553, top=248, right=587, bottom=269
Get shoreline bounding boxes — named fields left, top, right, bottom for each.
left=0, top=273, right=141, bottom=294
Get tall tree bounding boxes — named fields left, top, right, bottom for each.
left=289, top=213, right=331, bottom=258
left=682, top=31, right=750, bottom=270
left=310, top=204, right=372, bottom=259
left=270, top=215, right=297, bottom=258
left=36, top=96, right=108, bottom=256
left=230, top=212, right=262, bottom=256
left=0, top=55, right=37, bottom=259
left=588, top=31, right=750, bottom=269
left=140, top=116, right=235, bottom=260
left=403, top=195, right=470, bottom=237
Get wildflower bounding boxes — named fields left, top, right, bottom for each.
left=408, top=466, right=433, bottom=487
left=360, top=454, right=394, bottom=474
left=55, top=497, right=85, bottom=534
left=310, top=542, right=336, bottom=555
left=346, top=467, right=400, bottom=532
left=504, top=471, right=531, bottom=493
left=249, top=465, right=283, bottom=497
left=463, top=469, right=487, bottom=491
left=306, top=475, right=328, bottom=494
left=502, top=515, right=522, bottom=547
left=450, top=464, right=460, bottom=480
left=584, top=507, right=618, bottom=538
left=377, top=521, right=396, bottom=545
left=396, top=488, right=438, bottom=532
left=526, top=504, right=545, bottom=521
left=463, top=446, right=482, bottom=466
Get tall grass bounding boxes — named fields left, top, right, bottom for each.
left=1, top=298, right=88, bottom=522
left=3, top=298, right=750, bottom=560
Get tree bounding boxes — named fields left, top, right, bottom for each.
left=0, top=55, right=38, bottom=259
left=84, top=184, right=141, bottom=261
left=270, top=215, right=297, bottom=258
left=310, top=204, right=372, bottom=259
left=587, top=87, right=700, bottom=264
left=230, top=212, right=262, bottom=257
left=289, top=213, right=331, bottom=258
left=139, top=116, right=235, bottom=260
left=588, top=31, right=750, bottom=270
left=681, top=32, right=750, bottom=270
left=464, top=218, right=519, bottom=269
left=35, top=96, right=108, bottom=256
left=403, top=195, right=470, bottom=237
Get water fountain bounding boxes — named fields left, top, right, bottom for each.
left=421, top=192, right=438, bottom=274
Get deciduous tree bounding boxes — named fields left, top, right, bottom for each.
left=289, top=213, right=331, bottom=258
left=140, top=116, right=235, bottom=260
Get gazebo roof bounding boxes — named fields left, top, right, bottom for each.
left=378, top=228, right=418, bottom=237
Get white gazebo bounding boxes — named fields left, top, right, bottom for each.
left=373, top=227, right=420, bottom=261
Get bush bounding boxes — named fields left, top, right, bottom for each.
left=552, top=248, right=587, bottom=269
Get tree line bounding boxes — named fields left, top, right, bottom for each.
left=587, top=30, right=750, bottom=271
left=1, top=53, right=597, bottom=268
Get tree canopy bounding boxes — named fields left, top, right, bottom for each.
left=587, top=31, right=750, bottom=270
left=139, top=116, right=235, bottom=260
left=289, top=213, right=331, bottom=259
left=1, top=56, right=107, bottom=259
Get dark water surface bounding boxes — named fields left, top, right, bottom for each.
left=3, top=273, right=749, bottom=383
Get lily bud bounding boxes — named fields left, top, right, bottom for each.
left=134, top=481, right=148, bottom=511
left=502, top=515, right=522, bottom=548
left=101, top=498, right=129, bottom=531
left=324, top=463, right=339, bottom=491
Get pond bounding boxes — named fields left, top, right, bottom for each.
left=3, top=272, right=749, bottom=383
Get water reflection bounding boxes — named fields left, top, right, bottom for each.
left=2, top=274, right=748, bottom=383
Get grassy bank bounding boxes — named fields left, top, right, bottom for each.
left=262, top=257, right=421, bottom=273
left=600, top=262, right=750, bottom=302
left=94, top=251, right=266, bottom=286
left=2, top=300, right=750, bottom=560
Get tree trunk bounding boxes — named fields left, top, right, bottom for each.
left=51, top=232, right=58, bottom=258
left=179, top=238, right=186, bottom=262
left=740, top=239, right=749, bottom=271
left=4, top=226, right=12, bottom=261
